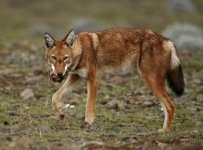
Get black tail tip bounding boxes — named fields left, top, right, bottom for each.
left=174, top=87, right=184, bottom=96
left=167, top=65, right=185, bottom=96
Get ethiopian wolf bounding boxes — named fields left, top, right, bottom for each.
left=44, top=28, right=184, bottom=132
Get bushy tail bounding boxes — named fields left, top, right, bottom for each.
left=166, top=42, right=184, bottom=96
left=167, top=65, right=184, bottom=96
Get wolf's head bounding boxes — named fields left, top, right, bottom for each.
left=44, top=29, right=82, bottom=82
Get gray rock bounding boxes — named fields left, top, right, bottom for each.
left=27, top=24, right=52, bottom=36
left=24, top=76, right=42, bottom=85
left=104, top=100, right=117, bottom=109
left=165, top=0, right=196, bottom=13
left=196, top=95, right=203, bottom=102
left=157, top=141, right=168, bottom=149
left=6, top=52, right=37, bottom=64
left=80, top=141, right=104, bottom=149
left=137, top=95, right=149, bottom=101
left=117, top=100, right=126, bottom=110
left=142, top=101, right=155, bottom=107
left=20, top=88, right=36, bottom=100
left=141, top=141, right=155, bottom=150
left=71, top=19, right=99, bottom=33
left=134, top=125, right=146, bottom=133
left=174, top=95, right=192, bottom=105
left=162, top=23, right=203, bottom=51
left=33, top=66, right=46, bottom=75
left=69, top=99, right=80, bottom=106
left=179, top=144, right=203, bottom=150
left=38, top=125, right=49, bottom=132
left=195, top=121, right=203, bottom=127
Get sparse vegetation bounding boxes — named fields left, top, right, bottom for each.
left=0, top=0, right=202, bottom=149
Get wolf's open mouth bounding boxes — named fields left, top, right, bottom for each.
left=49, top=71, right=69, bottom=83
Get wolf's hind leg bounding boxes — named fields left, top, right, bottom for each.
left=140, top=73, right=175, bottom=132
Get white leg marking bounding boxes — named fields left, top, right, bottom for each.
left=161, top=102, right=168, bottom=129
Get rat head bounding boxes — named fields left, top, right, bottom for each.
left=44, top=29, right=81, bottom=82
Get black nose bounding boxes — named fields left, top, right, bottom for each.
left=57, top=72, right=63, bottom=77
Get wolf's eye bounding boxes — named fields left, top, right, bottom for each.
left=51, top=56, right=56, bottom=60
left=63, top=56, right=69, bottom=61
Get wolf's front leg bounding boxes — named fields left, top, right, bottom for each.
left=85, top=72, right=98, bottom=125
left=52, top=74, right=81, bottom=119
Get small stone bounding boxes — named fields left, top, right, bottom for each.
left=67, top=135, right=75, bottom=142
left=121, top=136, right=130, bottom=142
left=142, top=101, right=154, bottom=107
left=70, top=105, right=75, bottom=109
left=179, top=143, right=202, bottom=150
left=156, top=141, right=168, bottom=149
left=134, top=124, right=146, bottom=133
left=174, top=95, right=191, bottom=105
left=24, top=76, right=42, bottom=85
left=141, top=141, right=154, bottom=150
left=81, top=141, right=104, bottom=149
left=135, top=91, right=144, bottom=96
left=117, top=100, right=126, bottom=110
left=196, top=95, right=203, bottom=102
left=104, top=100, right=117, bottom=109
left=137, top=95, right=149, bottom=101
left=33, top=66, right=46, bottom=75
left=76, top=113, right=85, bottom=120
left=8, top=105, right=18, bottom=111
left=69, top=99, right=80, bottom=106
left=196, top=107, right=203, bottom=112
left=110, top=76, right=123, bottom=84
left=0, top=68, right=13, bottom=75
left=195, top=121, right=203, bottom=127
left=38, top=126, right=49, bottom=132
left=64, top=104, right=70, bottom=108
left=20, top=88, right=36, bottom=100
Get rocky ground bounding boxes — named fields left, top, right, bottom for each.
left=0, top=41, right=202, bottom=150
left=0, top=0, right=203, bottom=149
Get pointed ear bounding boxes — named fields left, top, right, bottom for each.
left=64, top=29, right=76, bottom=47
left=44, top=33, right=55, bottom=48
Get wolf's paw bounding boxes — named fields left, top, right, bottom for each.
left=81, top=121, right=99, bottom=132
left=59, top=113, right=65, bottom=120
left=52, top=101, right=64, bottom=111
left=81, top=121, right=92, bottom=128
left=158, top=128, right=170, bottom=133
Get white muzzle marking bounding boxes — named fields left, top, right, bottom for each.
left=63, top=64, right=72, bottom=76
left=50, top=64, right=56, bottom=74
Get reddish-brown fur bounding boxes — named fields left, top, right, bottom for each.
left=44, top=28, right=184, bottom=132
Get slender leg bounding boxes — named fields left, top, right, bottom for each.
left=84, top=71, right=98, bottom=124
left=52, top=74, right=81, bottom=118
left=141, top=75, right=175, bottom=132
left=159, top=98, right=174, bottom=132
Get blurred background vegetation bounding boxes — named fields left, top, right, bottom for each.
left=0, top=0, right=203, bottom=44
